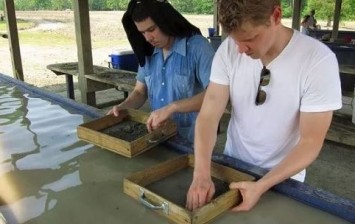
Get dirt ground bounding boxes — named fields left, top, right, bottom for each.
left=0, top=11, right=214, bottom=90
left=1, top=11, right=355, bottom=89
left=0, top=11, right=354, bottom=202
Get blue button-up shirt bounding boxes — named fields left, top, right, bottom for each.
left=137, top=35, right=215, bottom=142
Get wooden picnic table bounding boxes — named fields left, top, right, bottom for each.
left=47, top=62, right=136, bottom=103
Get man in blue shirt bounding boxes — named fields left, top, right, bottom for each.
left=108, top=0, right=215, bottom=143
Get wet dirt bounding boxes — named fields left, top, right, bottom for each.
left=146, top=167, right=229, bottom=207
left=101, top=120, right=148, bottom=142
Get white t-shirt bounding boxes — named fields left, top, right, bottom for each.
left=210, top=30, right=342, bottom=181
left=300, top=26, right=309, bottom=35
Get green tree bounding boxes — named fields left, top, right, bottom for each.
left=3, top=0, right=354, bottom=20
left=305, top=0, right=354, bottom=26
left=281, top=0, right=292, bottom=18
left=89, top=0, right=108, bottom=10
left=192, top=0, right=213, bottom=14
left=51, top=0, right=72, bottom=10
left=169, top=0, right=213, bottom=14
left=341, top=0, right=355, bottom=20
left=169, top=0, right=191, bottom=13
left=15, top=0, right=35, bottom=10
left=34, top=0, right=52, bottom=10
left=106, top=0, right=130, bottom=10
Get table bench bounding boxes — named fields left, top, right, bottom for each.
left=339, top=64, right=355, bottom=125
left=47, top=62, right=136, bottom=107
left=339, top=64, right=355, bottom=95
left=340, top=64, right=355, bottom=75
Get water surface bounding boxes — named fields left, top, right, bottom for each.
left=0, top=82, right=351, bottom=224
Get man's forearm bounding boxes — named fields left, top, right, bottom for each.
left=193, top=113, right=218, bottom=177
left=118, top=89, right=147, bottom=109
left=193, top=83, right=230, bottom=176
left=257, top=140, right=323, bottom=192
left=257, top=111, right=332, bottom=191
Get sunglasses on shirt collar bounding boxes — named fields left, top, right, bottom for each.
left=255, top=66, right=271, bottom=106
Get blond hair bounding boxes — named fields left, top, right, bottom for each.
left=218, top=0, right=281, bottom=33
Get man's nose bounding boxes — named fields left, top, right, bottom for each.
left=237, top=43, right=249, bottom=53
left=144, top=33, right=153, bottom=42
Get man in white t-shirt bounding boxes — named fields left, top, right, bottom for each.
left=186, top=0, right=341, bottom=212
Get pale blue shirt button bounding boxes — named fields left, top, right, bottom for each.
left=162, top=82, right=165, bottom=85
left=161, top=98, right=164, bottom=102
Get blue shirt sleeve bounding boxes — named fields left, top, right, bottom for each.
left=136, top=64, right=146, bottom=84
left=188, top=35, right=215, bottom=89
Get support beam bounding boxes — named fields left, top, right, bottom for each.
left=4, top=0, right=24, bottom=81
left=213, top=0, right=219, bottom=35
left=331, top=0, right=342, bottom=41
left=73, top=0, right=96, bottom=106
left=291, top=0, right=302, bottom=30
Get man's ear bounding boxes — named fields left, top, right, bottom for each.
left=271, top=6, right=282, bottom=25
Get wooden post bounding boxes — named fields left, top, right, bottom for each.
left=331, top=0, right=342, bottom=42
left=72, top=0, right=96, bottom=106
left=213, top=0, right=219, bottom=35
left=4, top=0, right=24, bottom=81
left=291, top=0, right=301, bottom=31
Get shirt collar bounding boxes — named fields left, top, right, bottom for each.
left=152, top=37, right=187, bottom=56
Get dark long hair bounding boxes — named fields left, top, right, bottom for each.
left=122, top=0, right=201, bottom=67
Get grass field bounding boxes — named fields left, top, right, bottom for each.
left=0, top=19, right=35, bottom=31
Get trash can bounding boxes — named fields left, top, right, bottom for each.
left=109, top=50, right=138, bottom=72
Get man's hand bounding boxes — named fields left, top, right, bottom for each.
left=146, top=105, right=174, bottom=132
left=229, top=181, right=266, bottom=212
left=186, top=176, right=215, bottom=211
left=106, top=105, right=123, bottom=117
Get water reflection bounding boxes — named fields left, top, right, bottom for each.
left=42, top=170, right=81, bottom=192
left=0, top=84, right=91, bottom=223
